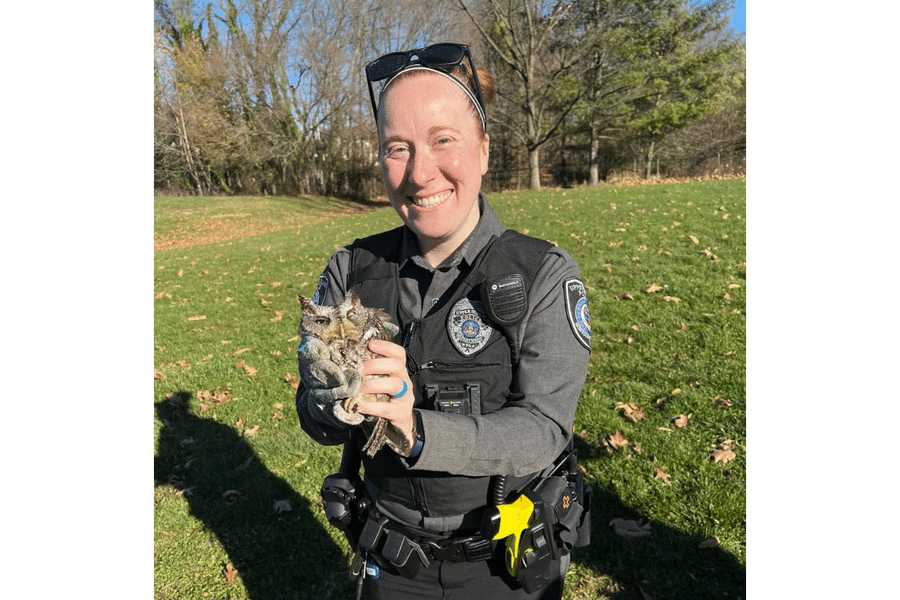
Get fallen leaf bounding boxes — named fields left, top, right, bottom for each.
left=177, top=269, right=184, bottom=277
left=232, top=348, right=251, bottom=357
left=644, top=283, right=663, bottom=294
left=619, top=293, right=634, bottom=301
left=699, top=537, right=720, bottom=549
left=187, top=315, right=207, bottom=321
left=723, top=293, right=731, bottom=300
left=663, top=296, right=681, bottom=303
left=728, top=283, right=741, bottom=289
left=270, top=311, right=285, bottom=323
left=281, top=374, right=299, bottom=391
left=678, top=322, right=689, bottom=331
left=225, top=563, right=238, bottom=585
left=609, top=518, right=652, bottom=539
left=604, top=431, right=630, bottom=451
left=689, top=235, right=699, bottom=244
left=154, top=370, right=166, bottom=381
left=236, top=417, right=245, bottom=429
left=658, top=427, right=673, bottom=432
left=674, top=414, right=691, bottom=428
left=244, top=425, right=260, bottom=436
left=711, top=395, right=733, bottom=407
left=712, top=449, right=736, bottom=464
left=653, top=466, right=671, bottom=485
left=615, top=402, right=645, bottom=422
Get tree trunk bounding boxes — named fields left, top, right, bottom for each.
left=589, top=124, right=600, bottom=186
left=528, top=146, right=541, bottom=191
left=644, top=141, right=655, bottom=180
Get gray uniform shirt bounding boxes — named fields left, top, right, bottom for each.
left=297, top=197, right=591, bottom=532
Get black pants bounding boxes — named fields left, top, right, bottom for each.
left=362, top=552, right=568, bottom=600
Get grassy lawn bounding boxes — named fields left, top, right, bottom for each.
left=154, top=178, right=745, bottom=599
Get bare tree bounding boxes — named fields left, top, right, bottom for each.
left=454, top=0, right=604, bottom=190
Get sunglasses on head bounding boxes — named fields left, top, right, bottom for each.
left=364, top=43, right=487, bottom=131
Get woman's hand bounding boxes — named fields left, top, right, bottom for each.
left=356, top=339, right=416, bottom=448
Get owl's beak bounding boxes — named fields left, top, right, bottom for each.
left=339, top=322, right=346, bottom=338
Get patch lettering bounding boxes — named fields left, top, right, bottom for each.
left=448, top=297, right=494, bottom=356
left=312, top=274, right=328, bottom=305
left=564, top=279, right=591, bottom=351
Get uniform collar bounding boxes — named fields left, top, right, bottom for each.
left=399, top=193, right=505, bottom=271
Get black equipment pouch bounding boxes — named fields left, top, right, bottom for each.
left=321, top=473, right=364, bottom=551
left=359, top=512, right=430, bottom=579
left=424, top=383, right=481, bottom=415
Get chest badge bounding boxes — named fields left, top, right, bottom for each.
left=448, top=297, right=494, bottom=356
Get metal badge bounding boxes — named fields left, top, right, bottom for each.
left=447, top=297, right=494, bottom=356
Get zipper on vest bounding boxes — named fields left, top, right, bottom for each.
left=402, top=320, right=419, bottom=350
left=417, top=360, right=503, bottom=371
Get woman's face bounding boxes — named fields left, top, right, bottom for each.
left=377, top=72, right=490, bottom=261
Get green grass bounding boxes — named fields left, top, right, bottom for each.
left=154, top=179, right=745, bottom=599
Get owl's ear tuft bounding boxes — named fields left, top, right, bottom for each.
left=346, top=290, right=362, bottom=307
left=298, top=295, right=316, bottom=313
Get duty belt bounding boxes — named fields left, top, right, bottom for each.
left=423, top=535, right=494, bottom=563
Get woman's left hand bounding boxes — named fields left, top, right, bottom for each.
left=357, top=339, right=416, bottom=448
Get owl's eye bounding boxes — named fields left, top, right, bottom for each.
left=314, top=317, right=330, bottom=326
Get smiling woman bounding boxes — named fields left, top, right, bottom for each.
left=378, top=72, right=490, bottom=266
left=295, top=43, right=593, bottom=600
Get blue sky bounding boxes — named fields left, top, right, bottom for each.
left=732, top=0, right=746, bottom=33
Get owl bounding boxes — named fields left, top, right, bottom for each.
left=298, top=291, right=410, bottom=457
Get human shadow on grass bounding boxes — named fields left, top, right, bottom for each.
left=570, top=437, right=746, bottom=600
left=154, top=393, right=353, bottom=600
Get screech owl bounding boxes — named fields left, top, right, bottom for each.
left=298, top=291, right=410, bottom=457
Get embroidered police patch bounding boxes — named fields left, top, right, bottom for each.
left=312, top=274, right=328, bottom=305
left=448, top=297, right=494, bottom=356
left=564, top=279, right=591, bottom=351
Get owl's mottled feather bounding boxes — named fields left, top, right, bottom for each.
left=298, top=291, right=410, bottom=457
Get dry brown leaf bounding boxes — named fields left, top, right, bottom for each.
left=723, top=293, right=731, bottom=300
left=606, top=431, right=630, bottom=450
left=678, top=322, right=689, bottom=331
left=284, top=373, right=300, bottom=390
left=235, top=417, right=245, bottom=429
left=712, top=449, right=736, bottom=464
left=728, top=283, right=741, bottom=289
left=689, top=235, right=700, bottom=244
left=653, top=466, right=671, bottom=485
left=711, top=395, right=733, bottom=407
left=609, top=518, right=652, bottom=539
left=663, top=296, right=681, bottom=303
left=615, top=402, right=645, bottom=422
left=187, top=315, right=207, bottom=321
left=674, top=414, right=691, bottom=428
left=644, top=283, right=663, bottom=294
left=225, top=563, right=238, bottom=585
left=619, top=293, right=634, bottom=301
left=699, top=537, right=720, bottom=549
left=244, top=425, right=260, bottom=436
left=154, top=370, right=166, bottom=382
left=177, top=269, right=184, bottom=277
left=271, top=311, right=285, bottom=323
left=232, top=348, right=251, bottom=357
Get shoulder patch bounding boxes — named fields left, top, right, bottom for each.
left=448, top=297, right=494, bottom=356
left=312, top=274, right=328, bottom=305
left=564, top=279, right=591, bottom=351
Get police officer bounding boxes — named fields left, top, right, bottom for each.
left=296, top=43, right=591, bottom=600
